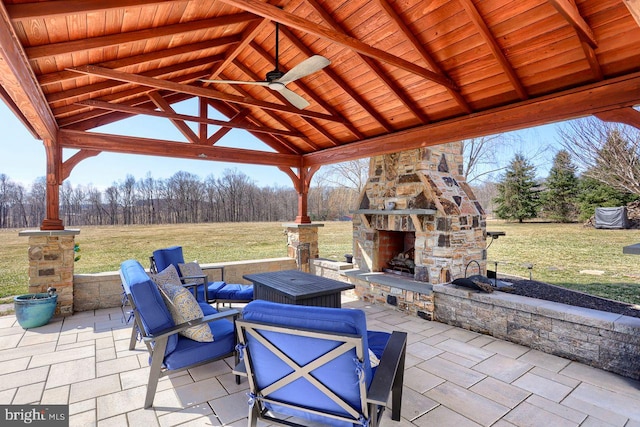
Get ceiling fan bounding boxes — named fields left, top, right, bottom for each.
left=201, top=22, right=330, bottom=109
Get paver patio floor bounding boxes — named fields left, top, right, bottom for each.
left=0, top=297, right=639, bottom=426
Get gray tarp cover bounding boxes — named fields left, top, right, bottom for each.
left=595, top=207, right=628, bottom=229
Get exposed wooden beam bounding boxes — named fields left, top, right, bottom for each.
left=595, top=107, right=640, bottom=129
left=207, top=109, right=250, bottom=145
left=75, top=98, right=304, bottom=138
left=203, top=19, right=271, bottom=82
left=548, top=0, right=598, bottom=47
left=205, top=98, right=303, bottom=154
left=147, top=92, right=201, bottom=144
left=26, top=13, right=257, bottom=59
left=625, top=0, right=640, bottom=27
left=38, top=36, right=242, bottom=88
left=61, top=149, right=100, bottom=181
left=242, top=44, right=342, bottom=145
left=304, top=72, right=640, bottom=167
left=58, top=129, right=301, bottom=168
left=372, top=0, right=472, bottom=114
left=215, top=0, right=459, bottom=90
left=6, top=0, right=165, bottom=20
left=49, top=55, right=224, bottom=105
left=0, top=2, right=57, bottom=141
left=458, top=0, right=528, bottom=100
left=264, top=33, right=365, bottom=140
left=68, top=64, right=346, bottom=122
left=304, top=0, right=430, bottom=125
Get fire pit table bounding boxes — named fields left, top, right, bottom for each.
left=243, top=270, right=355, bottom=308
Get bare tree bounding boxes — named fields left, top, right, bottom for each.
left=315, top=159, right=369, bottom=193
left=559, top=117, right=640, bottom=195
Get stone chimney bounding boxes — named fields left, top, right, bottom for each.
left=352, top=144, right=486, bottom=284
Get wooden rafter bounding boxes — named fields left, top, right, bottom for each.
left=458, top=0, right=528, bottom=100
left=38, top=36, right=242, bottom=89
left=0, top=3, right=57, bottom=141
left=25, top=13, right=257, bottom=60
left=203, top=19, right=271, bottom=83
left=303, top=0, right=428, bottom=125
left=215, top=0, right=459, bottom=90
left=548, top=0, right=598, bottom=47
left=68, top=65, right=346, bottom=123
left=371, top=0, right=472, bottom=115
left=6, top=0, right=166, bottom=19
left=49, top=55, right=225, bottom=106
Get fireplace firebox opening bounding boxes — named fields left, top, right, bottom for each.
left=378, top=230, right=415, bottom=276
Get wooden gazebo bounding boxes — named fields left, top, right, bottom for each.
left=1, top=0, right=639, bottom=230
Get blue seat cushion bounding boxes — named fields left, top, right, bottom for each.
left=193, top=281, right=226, bottom=302
left=163, top=311, right=235, bottom=370
left=215, top=283, right=253, bottom=301
left=120, top=259, right=178, bottom=355
left=241, top=300, right=390, bottom=427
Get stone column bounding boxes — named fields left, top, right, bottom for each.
left=18, top=229, right=80, bottom=315
left=283, top=223, right=324, bottom=272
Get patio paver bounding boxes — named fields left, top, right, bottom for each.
left=0, top=298, right=639, bottom=426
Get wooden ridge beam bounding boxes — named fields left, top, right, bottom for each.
left=58, top=129, right=301, bottom=168
left=304, top=72, right=640, bottom=167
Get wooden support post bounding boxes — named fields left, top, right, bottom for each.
left=41, top=138, right=64, bottom=230
left=279, top=164, right=320, bottom=224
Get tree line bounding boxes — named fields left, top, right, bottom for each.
left=493, top=118, right=640, bottom=223
left=0, top=168, right=360, bottom=229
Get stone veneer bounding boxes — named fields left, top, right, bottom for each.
left=434, top=283, right=640, bottom=380
left=283, top=223, right=323, bottom=272
left=19, top=229, right=80, bottom=315
left=353, top=144, right=486, bottom=284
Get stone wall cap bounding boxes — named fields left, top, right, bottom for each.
left=282, top=223, right=325, bottom=228
left=19, top=229, right=81, bottom=237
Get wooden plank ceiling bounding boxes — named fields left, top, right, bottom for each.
left=1, top=0, right=640, bottom=173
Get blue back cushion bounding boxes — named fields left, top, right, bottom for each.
left=120, top=259, right=177, bottom=355
left=153, top=246, right=184, bottom=275
left=241, top=300, right=372, bottom=426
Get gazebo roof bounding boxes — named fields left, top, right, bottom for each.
left=0, top=0, right=639, bottom=172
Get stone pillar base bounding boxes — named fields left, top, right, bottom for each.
left=19, top=229, right=80, bottom=316
left=282, top=223, right=324, bottom=272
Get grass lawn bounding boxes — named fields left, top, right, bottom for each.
left=1, top=220, right=639, bottom=306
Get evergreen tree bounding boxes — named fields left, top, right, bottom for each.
left=541, top=150, right=578, bottom=222
left=577, top=174, right=638, bottom=221
left=493, top=153, right=539, bottom=222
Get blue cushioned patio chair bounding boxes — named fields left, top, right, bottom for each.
left=120, top=259, right=240, bottom=408
left=150, top=246, right=253, bottom=308
left=234, top=300, right=407, bottom=427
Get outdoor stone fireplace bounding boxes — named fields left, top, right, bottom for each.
left=352, top=144, right=486, bottom=286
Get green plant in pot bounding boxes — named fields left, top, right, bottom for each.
left=14, top=287, right=58, bottom=329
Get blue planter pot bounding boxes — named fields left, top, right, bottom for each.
left=14, top=291, right=58, bottom=329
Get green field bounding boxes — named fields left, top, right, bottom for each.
left=1, top=220, right=639, bottom=306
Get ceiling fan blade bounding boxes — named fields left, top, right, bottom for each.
left=277, top=55, right=330, bottom=84
left=200, top=79, right=269, bottom=87
left=280, top=87, right=310, bottom=109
